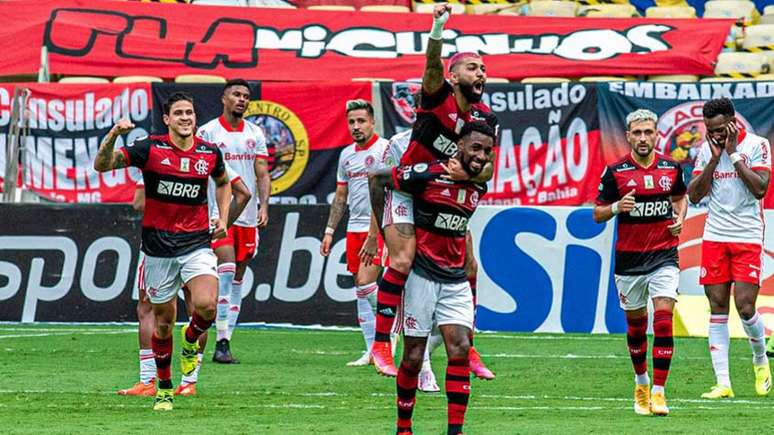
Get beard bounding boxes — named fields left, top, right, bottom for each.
left=458, top=82, right=483, bottom=103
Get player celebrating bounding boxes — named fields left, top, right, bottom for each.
left=594, top=109, right=687, bottom=416
left=688, top=98, right=772, bottom=399
left=197, top=79, right=271, bottom=364
left=321, top=99, right=388, bottom=366
left=95, top=92, right=230, bottom=411
left=370, top=121, right=495, bottom=435
left=369, top=2, right=498, bottom=379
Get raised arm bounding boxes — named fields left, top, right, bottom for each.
left=423, top=3, right=451, bottom=96
left=94, top=119, right=134, bottom=171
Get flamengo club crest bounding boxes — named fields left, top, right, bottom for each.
left=194, top=158, right=209, bottom=175
left=659, top=175, right=672, bottom=191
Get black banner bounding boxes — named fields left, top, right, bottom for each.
left=0, top=204, right=356, bottom=326
left=151, top=81, right=370, bottom=205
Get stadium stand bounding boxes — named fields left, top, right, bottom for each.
left=714, top=51, right=770, bottom=77
left=113, top=76, right=165, bottom=83
left=521, top=77, right=572, bottom=83
left=527, top=1, right=577, bottom=17
left=645, top=5, right=697, bottom=17
left=578, top=75, right=636, bottom=81
left=359, top=4, right=411, bottom=11
left=174, top=74, right=228, bottom=83
left=578, top=3, right=639, bottom=17
left=58, top=77, right=110, bottom=84
left=647, top=74, right=700, bottom=82
left=308, top=4, right=356, bottom=10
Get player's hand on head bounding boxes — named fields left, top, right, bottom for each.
left=725, top=122, right=739, bottom=154
left=441, top=158, right=470, bottom=181
left=211, top=218, right=227, bottom=241
left=708, top=135, right=723, bottom=161
left=320, top=234, right=332, bottom=257
left=112, top=119, right=135, bottom=135
left=618, top=189, right=636, bottom=213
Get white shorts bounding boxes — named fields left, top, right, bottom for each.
left=400, top=270, right=474, bottom=337
left=383, top=189, right=414, bottom=227
left=140, top=248, right=218, bottom=304
left=615, top=265, right=679, bottom=311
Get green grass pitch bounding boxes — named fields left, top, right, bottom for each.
left=0, top=324, right=770, bottom=434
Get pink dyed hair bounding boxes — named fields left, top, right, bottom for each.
left=447, top=52, right=482, bottom=72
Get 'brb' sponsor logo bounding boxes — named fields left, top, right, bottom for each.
left=435, top=213, right=468, bottom=232
left=433, top=135, right=458, bottom=156
left=629, top=200, right=670, bottom=218
left=158, top=181, right=201, bottom=198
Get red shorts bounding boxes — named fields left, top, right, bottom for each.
left=700, top=241, right=762, bottom=286
left=346, top=231, right=384, bottom=275
left=211, top=225, right=259, bottom=263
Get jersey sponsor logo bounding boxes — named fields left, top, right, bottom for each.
left=158, top=180, right=201, bottom=199
left=659, top=175, right=672, bottom=191
left=432, top=134, right=458, bottom=156
left=657, top=160, right=675, bottom=169
left=194, top=158, right=209, bottom=175
left=643, top=175, right=654, bottom=189
left=195, top=145, right=214, bottom=154
left=224, top=152, right=257, bottom=161
left=180, top=157, right=190, bottom=172
left=616, top=162, right=634, bottom=172
left=713, top=171, right=739, bottom=180
left=155, top=143, right=172, bottom=150
left=629, top=199, right=670, bottom=218
left=413, top=163, right=428, bottom=173
left=244, top=100, right=309, bottom=195
left=435, top=213, right=469, bottom=232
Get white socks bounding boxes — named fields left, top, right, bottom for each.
left=356, top=283, right=378, bottom=352
left=742, top=311, right=768, bottom=366
left=139, top=348, right=156, bottom=384
left=709, top=314, right=731, bottom=387
left=181, top=353, right=204, bottom=386
left=227, top=279, right=243, bottom=341
left=217, top=263, right=235, bottom=341
left=635, top=372, right=650, bottom=386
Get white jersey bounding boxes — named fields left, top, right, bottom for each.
left=382, top=129, right=412, bottom=168
left=693, top=129, right=771, bottom=244
left=202, top=164, right=241, bottom=218
left=197, top=116, right=269, bottom=227
left=337, top=135, right=390, bottom=232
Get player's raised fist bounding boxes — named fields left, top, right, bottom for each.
left=111, top=119, right=135, bottom=135
left=618, top=189, right=636, bottom=213
left=434, top=3, right=451, bottom=19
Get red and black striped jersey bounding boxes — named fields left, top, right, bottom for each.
left=596, top=154, right=687, bottom=275
left=400, top=81, right=498, bottom=166
left=121, top=134, right=226, bottom=257
left=392, top=162, right=486, bottom=283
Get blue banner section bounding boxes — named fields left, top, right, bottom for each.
left=470, top=206, right=626, bottom=334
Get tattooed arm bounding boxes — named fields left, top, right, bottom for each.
left=94, top=119, right=134, bottom=172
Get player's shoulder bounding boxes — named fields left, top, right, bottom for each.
left=198, top=117, right=221, bottom=132
left=193, top=135, right=220, bottom=152
left=607, top=155, right=636, bottom=173
left=389, top=129, right=412, bottom=144
left=741, top=131, right=770, bottom=149
left=655, top=154, right=680, bottom=169
left=128, top=135, right=154, bottom=149
left=244, top=119, right=266, bottom=137
left=339, top=143, right=356, bottom=158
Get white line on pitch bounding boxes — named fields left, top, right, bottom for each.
left=0, top=329, right=135, bottom=340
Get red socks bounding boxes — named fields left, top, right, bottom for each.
left=626, top=315, right=648, bottom=377
left=446, top=357, right=471, bottom=435
left=652, top=309, right=674, bottom=388
left=375, top=268, right=407, bottom=342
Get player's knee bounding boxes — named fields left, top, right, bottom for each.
left=445, top=333, right=470, bottom=360
left=155, top=322, right=173, bottom=338
left=401, top=346, right=424, bottom=371
left=198, top=304, right=216, bottom=321
left=737, top=302, right=756, bottom=320
left=390, top=251, right=414, bottom=274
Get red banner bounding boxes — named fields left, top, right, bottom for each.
left=0, top=0, right=732, bottom=81
left=0, top=83, right=152, bottom=203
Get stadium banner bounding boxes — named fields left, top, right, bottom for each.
left=0, top=83, right=151, bottom=203
left=471, top=206, right=774, bottom=338
left=470, top=205, right=626, bottom=334
left=596, top=80, right=774, bottom=207
left=151, top=81, right=370, bottom=204
left=0, top=0, right=732, bottom=80
left=381, top=81, right=605, bottom=205
left=0, top=204, right=358, bottom=326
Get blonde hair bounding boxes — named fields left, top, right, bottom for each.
left=345, top=99, right=374, bottom=117
left=625, top=109, right=658, bottom=130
